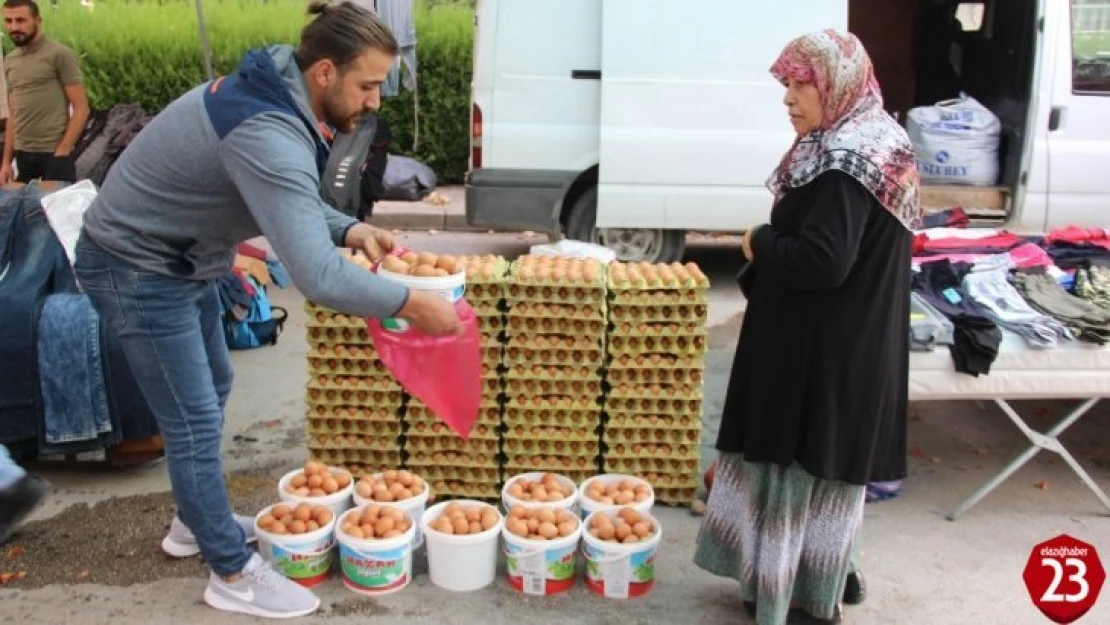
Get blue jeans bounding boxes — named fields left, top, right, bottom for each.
left=73, top=233, right=249, bottom=577
left=0, top=445, right=26, bottom=490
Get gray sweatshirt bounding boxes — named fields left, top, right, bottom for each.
left=80, top=45, right=409, bottom=319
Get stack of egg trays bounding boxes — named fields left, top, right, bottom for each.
left=404, top=399, right=503, bottom=500
left=501, top=255, right=607, bottom=483
left=303, top=301, right=404, bottom=479
left=400, top=255, right=509, bottom=500
left=602, top=261, right=711, bottom=506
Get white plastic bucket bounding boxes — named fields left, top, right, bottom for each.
left=421, top=500, right=503, bottom=592
left=352, top=474, right=432, bottom=548
left=336, top=505, right=416, bottom=596
left=501, top=472, right=578, bottom=515
left=278, top=467, right=355, bottom=517
left=581, top=509, right=663, bottom=599
left=254, top=504, right=337, bottom=588
left=376, top=266, right=466, bottom=332
left=501, top=515, right=583, bottom=596
left=577, top=474, right=655, bottom=519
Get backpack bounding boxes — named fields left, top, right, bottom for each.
left=219, top=272, right=288, bottom=350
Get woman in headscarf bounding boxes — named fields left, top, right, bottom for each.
left=693, top=30, right=920, bottom=625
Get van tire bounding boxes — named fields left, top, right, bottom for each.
left=564, top=186, right=686, bottom=263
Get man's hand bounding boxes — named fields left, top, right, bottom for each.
left=0, top=165, right=12, bottom=186
left=396, top=290, right=463, bottom=336
left=344, top=223, right=396, bottom=263
left=53, top=145, right=72, bottom=158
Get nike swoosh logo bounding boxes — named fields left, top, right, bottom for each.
left=222, top=585, right=254, bottom=602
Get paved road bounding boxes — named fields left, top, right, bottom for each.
left=4, top=232, right=1108, bottom=624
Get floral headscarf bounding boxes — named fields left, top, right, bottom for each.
left=766, top=29, right=922, bottom=231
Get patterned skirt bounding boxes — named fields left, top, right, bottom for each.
left=693, top=453, right=865, bottom=625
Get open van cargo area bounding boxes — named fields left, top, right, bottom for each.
left=850, top=0, right=1038, bottom=221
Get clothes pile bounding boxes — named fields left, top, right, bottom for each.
left=909, top=226, right=1110, bottom=376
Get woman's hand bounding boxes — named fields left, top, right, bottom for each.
left=741, top=225, right=762, bottom=262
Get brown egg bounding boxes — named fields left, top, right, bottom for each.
left=452, top=517, right=470, bottom=534
left=416, top=252, right=438, bottom=267
left=401, top=252, right=419, bottom=265
left=480, top=508, right=500, bottom=531
left=537, top=522, right=559, bottom=539
left=271, top=504, right=292, bottom=519
left=375, top=516, right=396, bottom=535
left=507, top=518, right=529, bottom=537
left=433, top=516, right=455, bottom=535
left=412, top=264, right=438, bottom=277
left=633, top=521, right=653, bottom=538
left=557, top=520, right=577, bottom=537
left=291, top=520, right=307, bottom=534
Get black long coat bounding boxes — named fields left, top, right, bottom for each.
left=716, top=170, right=910, bottom=485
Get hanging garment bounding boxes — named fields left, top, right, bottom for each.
left=376, top=0, right=417, bottom=97
left=961, top=265, right=1074, bottom=349
left=36, top=293, right=115, bottom=452
left=912, top=260, right=1002, bottom=376
left=1012, top=269, right=1110, bottom=345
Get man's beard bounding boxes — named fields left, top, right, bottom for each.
left=9, top=26, right=37, bottom=47
left=322, top=84, right=364, bottom=134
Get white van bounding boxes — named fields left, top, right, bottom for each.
left=464, top=0, right=1110, bottom=262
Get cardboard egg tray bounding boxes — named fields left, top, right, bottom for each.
left=637, top=471, right=701, bottom=489
left=605, top=367, right=703, bottom=385
left=508, top=301, right=606, bottom=320
left=306, top=416, right=402, bottom=436
left=406, top=403, right=502, bottom=428
left=406, top=419, right=501, bottom=441
left=306, top=373, right=401, bottom=392
left=304, top=388, right=404, bottom=407
left=416, top=466, right=500, bottom=484
left=509, top=256, right=606, bottom=287
left=506, top=333, right=604, bottom=352
left=604, top=396, right=702, bottom=415
left=608, top=303, right=707, bottom=323
left=603, top=440, right=699, bottom=461
left=507, top=316, right=605, bottom=336
left=503, top=377, right=602, bottom=399
left=505, top=454, right=600, bottom=474
left=606, top=353, right=705, bottom=370
left=502, top=422, right=601, bottom=441
left=506, top=395, right=601, bottom=411
left=405, top=435, right=500, bottom=458
left=306, top=406, right=399, bottom=422
left=307, top=356, right=391, bottom=376
left=307, top=431, right=401, bottom=452
left=606, top=382, right=703, bottom=401
left=503, top=438, right=600, bottom=457
left=504, top=363, right=599, bottom=381
left=504, top=347, right=605, bottom=367
left=306, top=324, right=373, bottom=345
left=610, top=320, right=704, bottom=337
left=405, top=448, right=500, bottom=469
left=654, top=487, right=699, bottom=505
left=306, top=343, right=381, bottom=362
left=603, top=411, right=702, bottom=430
left=309, top=448, right=402, bottom=468
left=304, top=302, right=370, bottom=328
left=502, top=407, right=600, bottom=428
left=603, top=426, right=701, bottom=445
left=606, top=333, right=707, bottom=356
left=604, top=456, right=699, bottom=475
left=427, top=479, right=501, bottom=500
left=607, top=261, right=710, bottom=289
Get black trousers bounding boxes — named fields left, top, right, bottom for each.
left=15, top=150, right=77, bottom=183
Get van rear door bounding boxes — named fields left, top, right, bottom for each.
left=595, top=0, right=847, bottom=231
left=1044, top=0, right=1110, bottom=230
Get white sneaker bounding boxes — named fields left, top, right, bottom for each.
left=161, top=514, right=257, bottom=558
left=203, top=553, right=321, bottom=619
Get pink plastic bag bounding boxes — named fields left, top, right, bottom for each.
left=364, top=269, right=481, bottom=440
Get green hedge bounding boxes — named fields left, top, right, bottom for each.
left=35, top=0, right=473, bottom=183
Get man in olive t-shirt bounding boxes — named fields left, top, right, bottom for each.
left=0, top=0, right=88, bottom=183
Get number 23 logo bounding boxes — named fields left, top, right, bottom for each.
left=1041, top=558, right=1090, bottom=603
